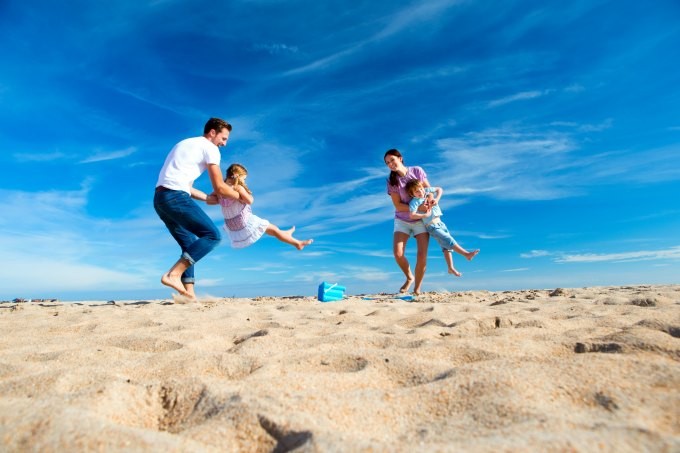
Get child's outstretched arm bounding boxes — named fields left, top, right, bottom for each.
left=431, top=187, right=443, bottom=205
left=190, top=186, right=210, bottom=202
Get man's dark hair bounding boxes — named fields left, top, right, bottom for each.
left=204, top=117, right=232, bottom=134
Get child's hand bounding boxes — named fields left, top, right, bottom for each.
left=206, top=194, right=219, bottom=205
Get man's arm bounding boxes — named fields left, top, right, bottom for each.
left=207, top=164, right=240, bottom=199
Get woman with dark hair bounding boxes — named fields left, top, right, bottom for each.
left=384, top=149, right=432, bottom=295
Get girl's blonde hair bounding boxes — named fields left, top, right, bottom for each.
left=225, top=163, right=252, bottom=194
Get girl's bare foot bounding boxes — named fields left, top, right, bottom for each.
left=448, top=268, right=462, bottom=277
left=296, top=239, right=314, bottom=250
left=466, top=249, right=480, bottom=261
left=399, top=275, right=414, bottom=293
left=161, top=273, right=191, bottom=297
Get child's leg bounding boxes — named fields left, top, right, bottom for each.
left=451, top=243, right=480, bottom=261
left=265, top=224, right=313, bottom=250
left=430, top=223, right=480, bottom=262
left=443, top=249, right=462, bottom=277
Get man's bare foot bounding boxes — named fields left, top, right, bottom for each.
left=399, top=275, right=414, bottom=293
left=286, top=226, right=296, bottom=236
left=466, top=249, right=480, bottom=261
left=161, top=273, right=191, bottom=297
left=448, top=268, right=462, bottom=277
left=296, top=239, right=314, bottom=250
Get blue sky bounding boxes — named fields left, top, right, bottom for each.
left=1, top=0, right=679, bottom=301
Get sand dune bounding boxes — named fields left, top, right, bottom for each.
left=1, top=285, right=678, bottom=452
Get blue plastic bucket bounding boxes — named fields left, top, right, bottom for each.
left=318, top=282, right=346, bottom=302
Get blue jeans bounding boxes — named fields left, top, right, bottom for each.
left=153, top=189, right=221, bottom=284
left=426, top=220, right=459, bottom=251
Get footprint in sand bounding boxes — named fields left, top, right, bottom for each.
left=25, top=351, right=63, bottom=362
left=397, top=313, right=447, bottom=329
left=635, top=319, right=680, bottom=338
left=291, top=354, right=369, bottom=373
left=108, top=337, right=184, bottom=353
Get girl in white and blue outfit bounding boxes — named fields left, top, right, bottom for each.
left=406, top=179, right=479, bottom=277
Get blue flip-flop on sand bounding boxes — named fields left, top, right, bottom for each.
left=362, top=294, right=414, bottom=302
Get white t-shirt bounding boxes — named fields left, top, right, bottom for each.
left=156, top=136, right=221, bottom=194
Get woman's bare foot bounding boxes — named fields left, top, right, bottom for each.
left=161, top=273, right=191, bottom=297
left=466, top=249, right=480, bottom=261
left=399, top=275, right=414, bottom=293
left=448, top=268, right=462, bottom=277
left=296, top=239, right=314, bottom=250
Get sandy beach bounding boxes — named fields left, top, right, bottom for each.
left=1, top=284, right=678, bottom=452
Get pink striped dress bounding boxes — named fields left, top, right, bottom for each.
left=219, top=196, right=269, bottom=248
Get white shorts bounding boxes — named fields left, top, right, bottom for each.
left=394, top=218, right=428, bottom=237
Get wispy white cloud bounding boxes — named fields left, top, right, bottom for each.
left=583, top=145, right=680, bottom=184
left=477, top=233, right=512, bottom=240
left=0, top=188, right=166, bottom=298
left=549, top=119, right=613, bottom=132
left=1, top=251, right=148, bottom=296
left=79, top=146, right=137, bottom=164
left=432, top=127, right=579, bottom=200
left=195, top=277, right=225, bottom=287
left=253, top=43, right=299, bottom=55
left=13, top=151, right=71, bottom=162
left=502, top=268, right=529, bottom=272
left=312, top=243, right=395, bottom=259
left=578, top=118, right=613, bottom=132
left=521, top=250, right=552, bottom=258
left=345, top=266, right=391, bottom=282
left=564, top=83, right=585, bottom=93
left=285, top=0, right=461, bottom=75
left=487, top=89, right=553, bottom=108
left=556, top=246, right=680, bottom=263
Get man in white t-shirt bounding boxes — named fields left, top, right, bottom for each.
left=154, top=117, right=241, bottom=300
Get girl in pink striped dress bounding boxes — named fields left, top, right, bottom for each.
left=219, top=164, right=313, bottom=250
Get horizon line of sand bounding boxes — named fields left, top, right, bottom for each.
left=1, top=283, right=671, bottom=305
